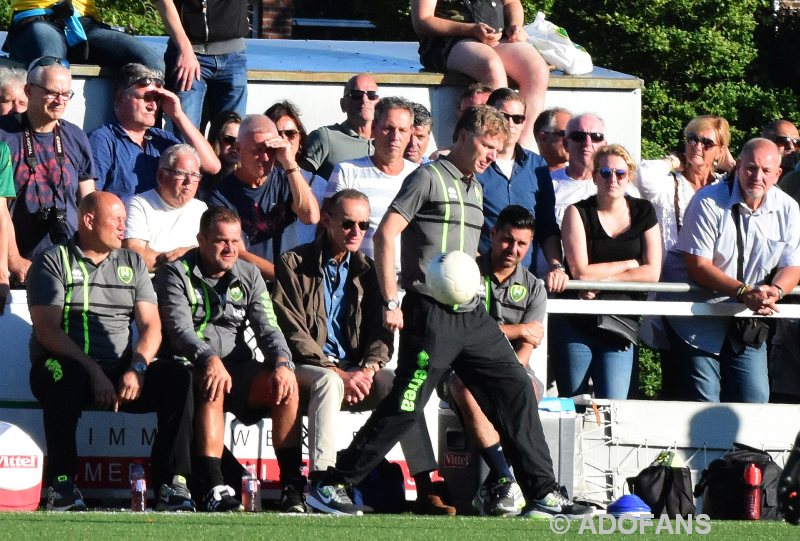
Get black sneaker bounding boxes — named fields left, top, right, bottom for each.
left=204, top=485, right=243, bottom=512
left=307, top=480, right=366, bottom=515
left=46, top=475, right=87, bottom=511
left=156, top=475, right=196, bottom=511
left=779, top=431, right=800, bottom=525
left=524, top=486, right=593, bottom=519
left=279, top=483, right=307, bottom=513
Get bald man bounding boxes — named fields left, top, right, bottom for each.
left=27, top=191, right=195, bottom=511
left=206, top=114, right=320, bottom=282
left=663, top=138, right=800, bottom=403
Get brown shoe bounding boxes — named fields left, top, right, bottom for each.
left=415, top=493, right=457, bottom=516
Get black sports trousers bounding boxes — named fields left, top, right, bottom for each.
left=334, top=292, right=558, bottom=500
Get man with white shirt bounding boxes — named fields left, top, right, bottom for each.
left=123, top=144, right=207, bottom=271
left=326, top=97, right=418, bottom=269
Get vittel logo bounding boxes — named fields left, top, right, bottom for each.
left=444, top=453, right=471, bottom=468
left=0, top=455, right=39, bottom=468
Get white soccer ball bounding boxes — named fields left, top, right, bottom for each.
left=427, top=250, right=481, bottom=305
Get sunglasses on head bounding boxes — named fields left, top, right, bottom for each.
left=218, top=135, right=237, bottom=145
left=346, top=89, right=379, bottom=101
left=598, top=167, right=628, bottom=180
left=28, top=56, right=70, bottom=72
left=774, top=135, right=800, bottom=148
left=342, top=219, right=370, bottom=232
left=568, top=131, right=605, bottom=143
left=127, top=76, right=164, bottom=90
left=501, top=112, right=526, bottom=125
left=685, top=133, right=717, bottom=150
left=278, top=129, right=300, bottom=139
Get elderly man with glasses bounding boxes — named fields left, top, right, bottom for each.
left=88, top=63, right=220, bottom=201
left=122, top=144, right=208, bottom=272
left=301, top=74, right=379, bottom=180
left=0, top=56, right=95, bottom=286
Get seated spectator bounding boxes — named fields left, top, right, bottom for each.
left=155, top=206, right=304, bottom=512
left=662, top=139, right=800, bottom=403
left=1, top=57, right=95, bottom=282
left=0, top=66, right=28, bottom=115
left=199, top=110, right=241, bottom=199
left=431, top=83, right=493, bottom=160
left=761, top=119, right=800, bottom=180
left=28, top=191, right=194, bottom=511
left=533, top=107, right=571, bottom=171
left=478, top=88, right=566, bottom=293
left=404, top=102, right=432, bottom=165
left=325, top=97, right=418, bottom=268
left=89, top=63, right=220, bottom=201
left=273, top=190, right=451, bottom=516
left=554, top=144, right=661, bottom=399
left=123, top=144, right=207, bottom=271
left=206, top=114, right=320, bottom=282
left=444, top=205, right=547, bottom=516
left=265, top=100, right=327, bottom=252
left=301, top=74, right=378, bottom=180
left=411, top=0, right=549, bottom=150
left=2, top=0, right=164, bottom=71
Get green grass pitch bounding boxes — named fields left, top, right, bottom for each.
left=0, top=512, right=797, bottom=540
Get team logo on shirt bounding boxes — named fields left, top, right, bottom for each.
left=229, top=285, right=243, bottom=302
left=117, top=266, right=133, bottom=284
left=509, top=283, right=527, bottom=303
left=447, top=186, right=458, bottom=199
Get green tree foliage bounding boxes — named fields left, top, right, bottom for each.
left=545, top=0, right=800, bottom=157
left=0, top=0, right=163, bottom=34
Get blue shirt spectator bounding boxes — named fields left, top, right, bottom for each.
left=322, top=251, right=350, bottom=360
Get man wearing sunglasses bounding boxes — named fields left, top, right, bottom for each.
left=326, top=97, right=418, bottom=269
left=89, top=63, right=220, bottom=201
left=302, top=74, right=379, bottom=181
left=478, top=88, right=566, bottom=293
left=0, top=57, right=95, bottom=286
left=533, top=107, right=571, bottom=172
left=122, top=144, right=208, bottom=272
left=273, top=189, right=449, bottom=516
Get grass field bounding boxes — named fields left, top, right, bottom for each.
left=0, top=512, right=797, bottom=540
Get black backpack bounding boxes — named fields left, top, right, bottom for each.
left=627, top=465, right=696, bottom=518
left=694, top=443, right=783, bottom=520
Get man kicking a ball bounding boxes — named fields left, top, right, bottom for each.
left=306, top=105, right=591, bottom=518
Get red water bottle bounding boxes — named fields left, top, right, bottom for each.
left=743, top=463, right=762, bottom=520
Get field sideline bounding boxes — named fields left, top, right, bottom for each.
left=0, top=512, right=797, bottom=540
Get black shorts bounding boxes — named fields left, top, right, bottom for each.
left=418, top=36, right=464, bottom=72
left=222, top=354, right=273, bottom=426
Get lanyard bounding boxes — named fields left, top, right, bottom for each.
left=20, top=114, right=66, bottom=209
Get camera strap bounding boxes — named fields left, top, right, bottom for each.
left=20, top=113, right=66, bottom=209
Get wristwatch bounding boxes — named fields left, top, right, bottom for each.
left=551, top=261, right=566, bottom=273
left=275, top=360, right=295, bottom=371
left=130, top=362, right=147, bottom=376
left=383, top=298, right=401, bottom=311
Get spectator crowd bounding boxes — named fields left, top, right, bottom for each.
left=1, top=0, right=799, bottom=520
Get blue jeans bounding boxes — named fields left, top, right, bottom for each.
left=551, top=315, right=634, bottom=399
left=4, top=17, right=164, bottom=71
left=165, top=45, right=248, bottom=133
left=665, top=320, right=769, bottom=403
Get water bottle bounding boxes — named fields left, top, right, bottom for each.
left=241, top=464, right=262, bottom=512
left=743, top=463, right=762, bottom=520
left=130, top=463, right=147, bottom=512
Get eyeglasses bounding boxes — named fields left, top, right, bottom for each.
left=598, top=167, right=628, bottom=180
left=278, top=129, right=300, bottom=139
left=501, top=112, right=526, bottom=125
left=774, top=135, right=800, bottom=148
left=127, top=76, right=164, bottom=90
left=685, top=133, right=717, bottom=150
left=341, top=219, right=370, bottom=231
left=345, top=89, right=379, bottom=101
left=30, top=83, right=74, bottom=101
left=567, top=131, right=605, bottom=143
left=28, top=56, right=70, bottom=72
left=164, top=168, right=202, bottom=183
left=218, top=135, right=237, bottom=145
left=540, top=129, right=566, bottom=138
